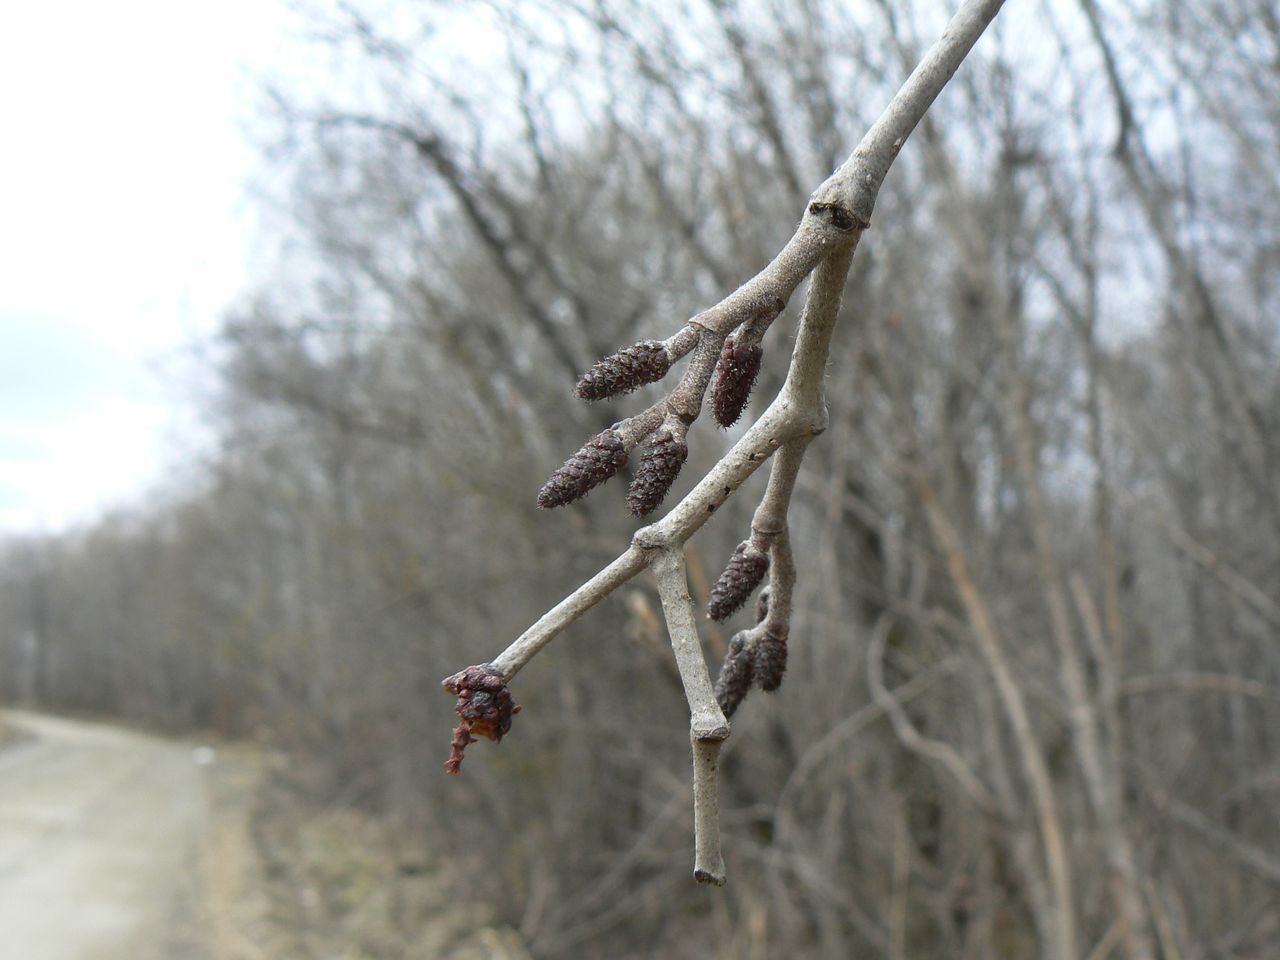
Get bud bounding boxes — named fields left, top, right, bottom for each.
left=714, top=631, right=755, bottom=717
left=441, top=664, right=521, bottom=774
left=753, top=626, right=788, bottom=692
left=627, top=430, right=688, bottom=517
left=537, top=428, right=628, bottom=508
left=755, top=587, right=770, bottom=624
left=575, top=340, right=671, bottom=401
left=707, top=541, right=769, bottom=621
left=711, top=337, right=763, bottom=428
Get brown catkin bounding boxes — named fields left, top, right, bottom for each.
left=575, top=340, right=671, bottom=401
left=714, top=632, right=755, bottom=717
left=753, top=626, right=788, bottom=692
left=627, top=430, right=688, bottom=516
left=536, top=428, right=628, bottom=508
left=711, top=337, right=763, bottom=428
left=707, top=541, right=770, bottom=621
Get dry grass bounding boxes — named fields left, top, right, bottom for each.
left=204, top=750, right=532, bottom=960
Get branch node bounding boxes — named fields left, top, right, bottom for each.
left=807, top=199, right=867, bottom=232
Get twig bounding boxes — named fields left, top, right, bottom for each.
left=1121, top=491, right=1280, bottom=632
left=708, top=435, right=809, bottom=715
left=772, top=654, right=961, bottom=836
left=1119, top=672, right=1278, bottom=701
left=866, top=615, right=1001, bottom=816
left=1151, top=786, right=1280, bottom=887
left=651, top=548, right=729, bottom=885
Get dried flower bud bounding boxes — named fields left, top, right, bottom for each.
left=707, top=541, right=770, bottom=621
left=445, top=723, right=475, bottom=776
left=628, top=430, right=688, bottom=517
left=711, top=337, right=763, bottom=428
left=441, top=664, right=521, bottom=774
left=714, top=631, right=755, bottom=717
left=575, top=340, right=671, bottom=401
left=753, top=626, right=788, bottom=692
left=537, top=428, right=628, bottom=508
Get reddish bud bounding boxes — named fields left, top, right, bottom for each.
left=575, top=340, right=671, bottom=401
left=537, top=428, right=628, bottom=508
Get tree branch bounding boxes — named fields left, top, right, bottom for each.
left=866, top=614, right=1001, bottom=817
left=442, top=0, right=1008, bottom=883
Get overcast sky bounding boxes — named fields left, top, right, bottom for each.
left=0, top=0, right=291, bottom=533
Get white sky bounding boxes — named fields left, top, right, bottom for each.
left=0, top=0, right=291, bottom=533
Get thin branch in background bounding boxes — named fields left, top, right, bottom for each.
left=866, top=614, right=1001, bottom=816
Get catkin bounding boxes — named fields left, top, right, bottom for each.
left=711, top=337, right=763, bottom=428
left=753, top=626, right=788, bottom=692
left=714, top=632, right=755, bottom=717
left=627, top=430, right=688, bottom=516
left=707, top=541, right=769, bottom=621
left=536, top=428, right=628, bottom=508
left=575, top=340, right=671, bottom=401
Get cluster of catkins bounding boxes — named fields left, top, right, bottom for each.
left=447, top=315, right=784, bottom=772
left=535, top=328, right=764, bottom=517
left=533, top=324, right=786, bottom=711
left=706, top=540, right=786, bottom=717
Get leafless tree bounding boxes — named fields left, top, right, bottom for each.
left=5, top=1, right=1280, bottom=957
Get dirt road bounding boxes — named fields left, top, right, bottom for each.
left=0, top=710, right=214, bottom=960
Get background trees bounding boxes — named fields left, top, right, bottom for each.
left=2, top=1, right=1278, bottom=956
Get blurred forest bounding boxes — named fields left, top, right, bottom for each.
left=3, top=0, right=1280, bottom=957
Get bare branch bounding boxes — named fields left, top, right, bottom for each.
left=651, top=548, right=729, bottom=885
left=491, top=546, right=645, bottom=678
left=866, top=615, right=1001, bottom=816
left=444, top=0, right=1009, bottom=883
left=1151, top=786, right=1280, bottom=887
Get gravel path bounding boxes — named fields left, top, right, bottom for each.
left=0, top=710, right=212, bottom=960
